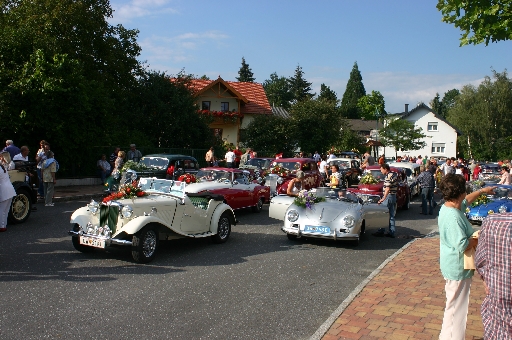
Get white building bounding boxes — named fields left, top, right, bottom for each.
left=380, top=103, right=461, bottom=159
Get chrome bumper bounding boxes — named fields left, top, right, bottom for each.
left=68, top=230, right=133, bottom=246
left=281, top=226, right=358, bottom=241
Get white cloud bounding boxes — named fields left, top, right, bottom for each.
left=110, top=0, right=177, bottom=23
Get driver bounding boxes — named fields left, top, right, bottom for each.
left=287, top=170, right=306, bottom=197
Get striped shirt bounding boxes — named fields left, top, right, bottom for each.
left=383, top=171, right=398, bottom=194
left=475, top=213, right=512, bottom=340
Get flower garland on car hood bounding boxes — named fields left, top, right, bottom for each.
left=294, top=190, right=325, bottom=209
left=103, top=180, right=148, bottom=203
left=360, top=172, right=379, bottom=184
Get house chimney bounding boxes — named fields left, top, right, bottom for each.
left=405, top=104, right=409, bottom=113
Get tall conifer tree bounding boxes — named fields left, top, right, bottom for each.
left=236, top=57, right=255, bottom=82
left=287, top=65, right=315, bottom=103
left=340, top=62, right=366, bottom=119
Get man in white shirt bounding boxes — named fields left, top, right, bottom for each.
left=319, top=155, right=328, bottom=184
left=312, top=151, right=321, bottom=162
left=13, top=146, right=30, bottom=161
left=224, top=148, right=236, bottom=168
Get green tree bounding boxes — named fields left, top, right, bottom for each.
left=287, top=65, right=315, bottom=103
left=335, top=120, right=364, bottom=153
left=441, top=89, right=460, bottom=117
left=430, top=93, right=444, bottom=117
left=236, top=57, right=255, bottom=82
left=357, top=90, right=386, bottom=120
left=290, top=99, right=341, bottom=154
left=318, top=83, right=338, bottom=103
left=242, top=115, right=296, bottom=155
left=447, top=70, right=512, bottom=160
left=340, top=62, right=366, bottom=119
left=379, top=119, right=426, bottom=159
left=0, top=0, right=143, bottom=175
left=437, top=0, right=512, bottom=46
left=263, top=72, right=293, bottom=109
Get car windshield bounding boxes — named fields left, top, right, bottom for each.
left=197, top=169, right=232, bottom=182
left=314, top=188, right=359, bottom=203
left=140, top=157, right=169, bottom=170
left=333, top=160, right=350, bottom=168
left=138, top=178, right=186, bottom=197
left=271, top=161, right=301, bottom=171
left=247, top=158, right=271, bottom=169
left=394, top=167, right=412, bottom=177
left=364, top=169, right=385, bottom=181
left=492, top=187, right=512, bottom=199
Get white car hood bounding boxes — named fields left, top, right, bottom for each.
left=185, top=182, right=231, bottom=193
left=303, top=201, right=352, bottom=223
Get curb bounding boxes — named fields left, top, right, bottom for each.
left=309, top=238, right=419, bottom=340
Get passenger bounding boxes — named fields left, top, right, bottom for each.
left=327, top=164, right=341, bottom=188
left=287, top=170, right=306, bottom=197
left=498, top=165, right=511, bottom=185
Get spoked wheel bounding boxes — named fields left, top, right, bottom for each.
left=132, top=225, right=159, bottom=263
left=8, top=188, right=32, bottom=224
left=212, top=212, right=231, bottom=243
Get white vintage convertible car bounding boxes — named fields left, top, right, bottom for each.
left=269, top=188, right=389, bottom=245
left=69, top=177, right=236, bottom=263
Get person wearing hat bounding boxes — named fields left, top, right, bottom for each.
left=498, top=165, right=511, bottom=185
left=287, top=170, right=306, bottom=197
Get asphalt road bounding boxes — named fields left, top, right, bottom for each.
left=0, top=196, right=440, bottom=340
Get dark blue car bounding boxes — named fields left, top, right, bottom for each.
left=466, top=184, right=512, bottom=224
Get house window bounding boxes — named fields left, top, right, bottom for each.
left=220, top=102, right=229, bottom=112
left=202, top=101, right=211, bottom=110
left=431, top=143, right=445, bottom=154
left=428, top=122, right=438, bottom=132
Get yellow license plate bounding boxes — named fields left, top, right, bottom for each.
left=79, top=236, right=106, bottom=248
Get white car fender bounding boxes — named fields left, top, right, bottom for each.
left=120, top=215, right=187, bottom=236
left=70, top=206, right=97, bottom=227
left=210, top=203, right=235, bottom=234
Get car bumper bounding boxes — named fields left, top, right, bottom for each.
left=281, top=225, right=359, bottom=240
left=68, top=230, right=132, bottom=247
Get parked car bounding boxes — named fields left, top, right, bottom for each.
left=328, top=157, right=362, bottom=188
left=269, top=188, right=389, bottom=246
left=265, top=158, right=322, bottom=196
left=3, top=151, right=37, bottom=224
left=138, top=154, right=199, bottom=179
left=239, top=157, right=273, bottom=172
left=69, top=175, right=236, bottom=263
left=465, top=184, right=512, bottom=224
left=185, top=168, right=270, bottom=212
left=335, top=151, right=361, bottom=160
left=347, top=165, right=411, bottom=210
left=388, top=162, right=421, bottom=197
left=478, top=163, right=501, bottom=183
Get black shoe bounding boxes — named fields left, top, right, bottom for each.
left=385, top=233, right=395, bottom=238
left=372, top=228, right=386, bottom=237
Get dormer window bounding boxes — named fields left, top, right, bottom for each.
left=428, top=122, right=438, bottom=132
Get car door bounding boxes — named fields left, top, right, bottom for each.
left=232, top=172, right=254, bottom=207
left=269, top=195, right=295, bottom=220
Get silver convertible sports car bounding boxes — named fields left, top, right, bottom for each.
left=69, top=177, right=236, bottom=263
left=269, top=188, right=389, bottom=245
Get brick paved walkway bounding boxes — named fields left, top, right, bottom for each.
left=322, top=238, right=485, bottom=340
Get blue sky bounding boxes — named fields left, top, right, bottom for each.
left=109, top=0, right=511, bottom=113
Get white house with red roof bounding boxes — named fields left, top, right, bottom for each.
left=188, top=77, right=272, bottom=146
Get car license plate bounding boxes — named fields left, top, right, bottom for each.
left=304, top=225, right=330, bottom=234
left=79, top=236, right=106, bottom=248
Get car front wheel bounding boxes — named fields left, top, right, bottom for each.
left=131, top=225, right=159, bottom=263
left=252, top=197, right=264, bottom=213
left=212, top=212, right=231, bottom=243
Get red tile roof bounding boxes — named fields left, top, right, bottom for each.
left=188, top=78, right=272, bottom=115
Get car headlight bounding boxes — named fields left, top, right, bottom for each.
left=277, top=177, right=284, bottom=184
left=121, top=205, right=134, bottom=218
left=343, top=215, right=355, bottom=228
left=465, top=207, right=470, bottom=213
left=488, top=210, right=495, bottom=215
left=88, top=200, right=99, bottom=215
left=499, top=205, right=507, bottom=214
left=287, top=209, right=299, bottom=222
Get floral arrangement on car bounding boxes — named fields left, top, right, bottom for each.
left=470, top=194, right=491, bottom=207
left=178, top=173, right=197, bottom=184
left=103, top=181, right=148, bottom=203
left=268, top=164, right=289, bottom=177
left=359, top=172, right=379, bottom=184
left=294, top=190, right=325, bottom=209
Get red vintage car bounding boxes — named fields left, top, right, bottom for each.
left=347, top=165, right=411, bottom=209
left=184, top=168, right=270, bottom=212
left=265, top=158, right=322, bottom=196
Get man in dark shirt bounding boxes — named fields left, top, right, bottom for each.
left=411, top=165, right=437, bottom=215
left=377, top=164, right=398, bottom=238
left=109, top=147, right=120, bottom=169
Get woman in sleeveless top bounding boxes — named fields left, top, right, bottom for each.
left=287, top=170, right=306, bottom=197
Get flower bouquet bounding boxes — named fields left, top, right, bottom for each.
left=178, top=173, right=197, bottom=184
left=269, top=164, right=289, bottom=177
left=294, top=190, right=325, bottom=209
left=360, top=173, right=379, bottom=184
left=103, top=180, right=148, bottom=203
left=470, top=194, right=491, bottom=207
left=121, top=160, right=148, bottom=173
